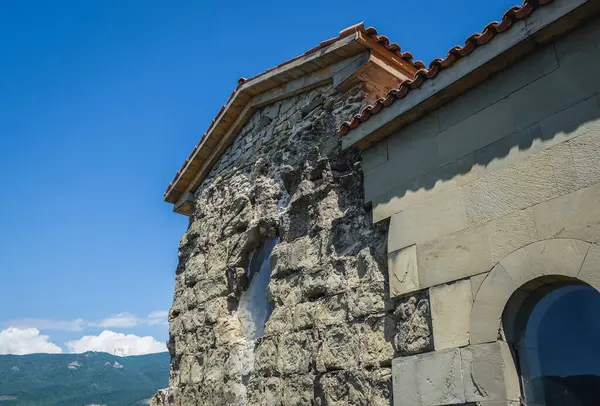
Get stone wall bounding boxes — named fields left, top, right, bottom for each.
left=359, top=9, right=600, bottom=406
left=153, top=83, right=433, bottom=405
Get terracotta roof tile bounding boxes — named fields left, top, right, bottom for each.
left=338, top=0, right=554, bottom=136
left=165, top=22, right=414, bottom=199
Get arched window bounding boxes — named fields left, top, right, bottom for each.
left=506, top=282, right=600, bottom=405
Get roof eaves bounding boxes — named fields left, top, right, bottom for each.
left=338, top=0, right=557, bottom=139
left=164, top=22, right=416, bottom=207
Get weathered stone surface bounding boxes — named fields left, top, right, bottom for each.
left=362, top=138, right=388, bottom=172
left=524, top=238, right=589, bottom=279
left=418, top=225, right=492, bottom=288
left=461, top=341, right=520, bottom=403
left=508, top=52, right=600, bottom=131
left=437, top=46, right=559, bottom=132
left=388, top=189, right=467, bottom=251
left=570, top=128, right=600, bottom=189
left=392, top=348, right=465, bottom=406
left=156, top=82, right=399, bottom=405
left=372, top=154, right=477, bottom=223
left=364, top=113, right=440, bottom=202
left=393, top=294, right=433, bottom=356
left=388, top=245, right=419, bottom=297
left=540, top=96, right=600, bottom=158
left=533, top=183, right=600, bottom=243
left=437, top=98, right=515, bottom=166
left=487, top=208, right=539, bottom=263
left=470, top=264, right=518, bottom=345
left=357, top=315, right=395, bottom=368
left=470, top=273, right=489, bottom=301
left=462, top=145, right=563, bottom=226
left=578, top=243, right=600, bottom=291
left=316, top=369, right=392, bottom=406
left=430, top=279, right=473, bottom=351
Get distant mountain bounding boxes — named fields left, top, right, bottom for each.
left=0, top=351, right=169, bottom=406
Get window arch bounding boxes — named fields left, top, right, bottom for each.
left=469, top=239, right=600, bottom=405
left=503, top=281, right=600, bottom=405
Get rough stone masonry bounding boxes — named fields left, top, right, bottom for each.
left=151, top=83, right=433, bottom=405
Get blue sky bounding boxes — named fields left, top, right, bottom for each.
left=0, top=0, right=523, bottom=354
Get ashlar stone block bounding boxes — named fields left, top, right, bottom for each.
left=388, top=245, right=419, bottom=298
left=388, top=189, right=467, bottom=252
left=418, top=225, right=492, bottom=289
left=362, top=138, right=388, bottom=172
left=461, top=341, right=520, bottom=403
left=430, top=279, right=473, bottom=351
left=462, top=144, right=562, bottom=226
left=533, top=183, right=600, bottom=243
left=487, top=208, right=539, bottom=264
left=392, top=348, right=465, bottom=406
left=523, top=238, right=590, bottom=279
left=570, top=127, right=600, bottom=189
left=373, top=153, right=476, bottom=223
left=470, top=264, right=518, bottom=345
left=578, top=243, right=600, bottom=291
left=437, top=98, right=516, bottom=166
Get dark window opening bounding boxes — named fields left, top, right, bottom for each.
left=513, top=284, right=600, bottom=406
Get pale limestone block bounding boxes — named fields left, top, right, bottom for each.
left=509, top=57, right=600, bottom=131
left=473, top=125, right=544, bottom=179
left=392, top=354, right=419, bottom=406
left=437, top=98, right=516, bottom=166
left=487, top=208, right=539, bottom=264
left=533, top=183, right=600, bottom=243
left=548, top=142, right=579, bottom=195
left=470, top=264, right=518, bottom=345
left=470, top=273, right=489, bottom=300
left=461, top=341, right=520, bottom=403
left=430, top=279, right=473, bottom=351
left=362, top=139, right=387, bottom=172
left=524, top=239, right=590, bottom=279
left=474, top=99, right=595, bottom=190
left=462, top=147, right=560, bottom=226
left=418, top=225, right=492, bottom=288
left=364, top=113, right=440, bottom=202
left=392, top=348, right=465, bottom=406
left=499, top=248, right=533, bottom=287
left=570, top=129, right=600, bottom=189
left=388, top=189, right=467, bottom=252
left=540, top=96, right=600, bottom=152
left=438, top=46, right=558, bottom=132
left=372, top=154, right=476, bottom=223
left=554, top=17, right=600, bottom=62
left=578, top=243, right=600, bottom=291
left=525, top=0, right=589, bottom=36
left=388, top=245, right=419, bottom=298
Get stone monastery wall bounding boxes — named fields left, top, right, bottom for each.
left=158, top=83, right=432, bottom=405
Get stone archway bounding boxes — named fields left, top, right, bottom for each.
left=391, top=239, right=600, bottom=406
left=461, top=239, right=600, bottom=405
left=470, top=238, right=600, bottom=345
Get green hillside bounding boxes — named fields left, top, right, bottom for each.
left=0, top=352, right=169, bottom=406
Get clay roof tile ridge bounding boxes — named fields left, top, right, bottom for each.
left=338, top=0, right=552, bottom=136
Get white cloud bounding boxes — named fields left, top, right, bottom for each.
left=6, top=318, right=87, bottom=332
left=0, top=328, right=63, bottom=355
left=147, top=311, right=168, bottom=326
left=65, top=330, right=167, bottom=356
left=91, top=313, right=141, bottom=328
left=4, top=311, right=168, bottom=332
